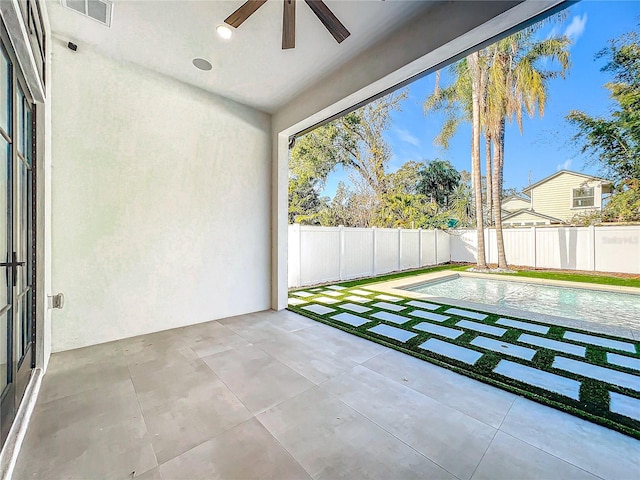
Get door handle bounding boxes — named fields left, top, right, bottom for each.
left=0, top=252, right=25, bottom=286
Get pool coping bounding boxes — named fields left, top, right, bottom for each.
left=358, top=270, right=640, bottom=342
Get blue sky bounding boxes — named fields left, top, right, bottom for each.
left=320, top=1, right=639, bottom=198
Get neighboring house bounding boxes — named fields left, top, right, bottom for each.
left=502, top=170, right=613, bottom=227
left=502, top=194, right=532, bottom=213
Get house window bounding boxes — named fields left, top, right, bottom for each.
left=572, top=187, right=594, bottom=207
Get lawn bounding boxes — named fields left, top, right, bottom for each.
left=288, top=278, right=640, bottom=439
left=331, top=263, right=640, bottom=289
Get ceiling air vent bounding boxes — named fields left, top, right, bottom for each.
left=62, top=0, right=113, bottom=27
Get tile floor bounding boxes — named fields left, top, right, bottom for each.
left=13, top=310, right=640, bottom=480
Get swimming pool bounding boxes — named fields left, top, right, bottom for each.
left=405, top=276, right=640, bottom=330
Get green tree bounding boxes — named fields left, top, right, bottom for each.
left=374, top=193, right=449, bottom=229
left=449, top=172, right=474, bottom=227
left=288, top=178, right=327, bottom=224
left=386, top=160, right=422, bottom=194
left=567, top=29, right=640, bottom=183
left=288, top=91, right=407, bottom=224
left=416, top=159, right=461, bottom=208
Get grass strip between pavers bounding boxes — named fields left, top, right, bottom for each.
left=287, top=286, right=640, bottom=439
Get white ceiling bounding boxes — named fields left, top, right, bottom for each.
left=48, top=0, right=437, bottom=113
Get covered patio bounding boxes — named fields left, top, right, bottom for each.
left=1, top=0, right=638, bottom=477
left=14, top=310, right=637, bottom=479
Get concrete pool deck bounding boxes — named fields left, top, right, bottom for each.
left=358, top=270, right=640, bottom=341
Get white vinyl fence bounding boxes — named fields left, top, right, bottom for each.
left=289, top=224, right=640, bottom=287
left=451, top=225, right=640, bottom=275
left=288, top=225, right=450, bottom=288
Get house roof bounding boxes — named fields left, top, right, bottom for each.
left=522, top=170, right=612, bottom=194
left=502, top=194, right=531, bottom=202
left=502, top=209, right=563, bottom=223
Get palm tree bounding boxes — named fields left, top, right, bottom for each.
left=425, top=56, right=488, bottom=268
left=484, top=28, right=571, bottom=268
left=425, top=20, right=571, bottom=270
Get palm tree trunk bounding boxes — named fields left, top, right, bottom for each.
left=468, top=52, right=487, bottom=269
left=485, top=133, right=493, bottom=226
left=492, top=119, right=508, bottom=269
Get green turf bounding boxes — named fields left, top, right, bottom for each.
left=288, top=285, right=640, bottom=439
left=297, top=263, right=640, bottom=290
left=453, top=265, right=640, bottom=288
left=499, top=270, right=640, bottom=288
left=329, top=264, right=469, bottom=288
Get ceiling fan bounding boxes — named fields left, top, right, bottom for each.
left=224, top=0, right=351, bottom=50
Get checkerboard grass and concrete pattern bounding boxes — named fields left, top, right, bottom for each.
left=288, top=285, right=640, bottom=438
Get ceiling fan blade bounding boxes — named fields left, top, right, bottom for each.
left=304, top=0, right=350, bottom=44
left=224, top=0, right=268, bottom=28
left=282, top=0, right=296, bottom=49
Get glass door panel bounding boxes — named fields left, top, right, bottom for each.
left=14, top=88, right=32, bottom=397
left=0, top=136, right=9, bottom=393
left=0, top=54, right=8, bottom=134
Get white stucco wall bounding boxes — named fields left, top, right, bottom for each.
left=50, top=41, right=271, bottom=352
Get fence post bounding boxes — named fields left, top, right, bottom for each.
left=531, top=226, right=537, bottom=269
left=486, top=228, right=491, bottom=265
left=418, top=228, right=423, bottom=266
left=434, top=229, right=438, bottom=265
left=398, top=228, right=402, bottom=271
left=338, top=225, right=344, bottom=280
left=590, top=224, right=596, bottom=271
left=372, top=227, right=377, bottom=276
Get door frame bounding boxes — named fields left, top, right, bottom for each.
left=0, top=15, right=37, bottom=447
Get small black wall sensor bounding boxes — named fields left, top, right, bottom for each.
left=67, top=42, right=77, bottom=51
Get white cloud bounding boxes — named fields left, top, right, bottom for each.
left=395, top=127, right=421, bottom=147
left=564, top=14, right=587, bottom=43
left=556, top=159, right=573, bottom=171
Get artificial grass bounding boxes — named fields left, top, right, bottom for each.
left=300, top=262, right=640, bottom=291
left=497, top=269, right=640, bottom=289
left=333, top=263, right=469, bottom=288
left=288, top=286, right=640, bottom=439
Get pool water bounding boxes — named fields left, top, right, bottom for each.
left=406, top=276, right=640, bottom=330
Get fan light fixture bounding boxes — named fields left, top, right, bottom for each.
left=216, top=24, right=233, bottom=40
left=223, top=0, right=350, bottom=50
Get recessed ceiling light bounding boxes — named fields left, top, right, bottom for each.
left=192, top=58, right=213, bottom=71
left=216, top=24, right=233, bottom=40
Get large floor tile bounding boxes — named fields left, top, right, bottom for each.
left=363, top=349, right=516, bottom=428
left=120, top=331, right=198, bottom=377
left=258, top=387, right=455, bottom=480
left=133, top=359, right=252, bottom=463
left=321, top=365, right=497, bottom=480
left=202, top=345, right=314, bottom=413
left=293, top=323, right=389, bottom=364
left=159, top=418, right=311, bottom=480
left=500, top=397, right=640, bottom=480
left=177, top=320, right=253, bottom=357
left=218, top=310, right=317, bottom=341
left=38, top=341, right=130, bottom=403
left=256, top=330, right=359, bottom=384
left=14, top=379, right=157, bottom=480
left=471, top=431, right=599, bottom=480
left=135, top=467, right=163, bottom=480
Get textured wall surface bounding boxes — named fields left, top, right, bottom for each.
left=51, top=43, right=271, bottom=351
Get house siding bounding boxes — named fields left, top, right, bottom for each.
left=503, top=211, right=551, bottom=225
left=530, top=173, right=603, bottom=222
left=502, top=198, right=531, bottom=212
